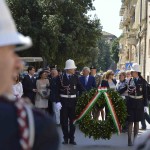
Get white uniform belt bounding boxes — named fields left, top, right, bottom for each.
left=129, top=95, right=143, bottom=99
left=60, top=94, right=76, bottom=98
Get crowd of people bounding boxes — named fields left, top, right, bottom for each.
left=13, top=59, right=150, bottom=148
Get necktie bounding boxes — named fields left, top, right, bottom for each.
left=134, top=78, right=137, bottom=84
left=68, top=75, right=71, bottom=80
left=85, top=76, right=88, bottom=85
left=31, top=77, right=34, bottom=82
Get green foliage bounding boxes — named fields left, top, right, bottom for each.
left=76, top=89, right=127, bottom=140
left=97, top=37, right=112, bottom=71
left=7, top=0, right=102, bottom=68
left=111, top=38, right=119, bottom=63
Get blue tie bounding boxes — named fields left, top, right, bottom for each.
left=68, top=75, right=71, bottom=80
left=85, top=77, right=88, bottom=86
left=134, top=78, right=137, bottom=84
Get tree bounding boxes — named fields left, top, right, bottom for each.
left=97, top=37, right=112, bottom=71
left=111, top=38, right=119, bottom=64
left=7, top=0, right=102, bottom=69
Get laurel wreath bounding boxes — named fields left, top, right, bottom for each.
left=75, top=89, right=127, bottom=140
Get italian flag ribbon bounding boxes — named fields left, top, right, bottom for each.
left=103, top=92, right=121, bottom=135
left=73, top=87, right=121, bottom=135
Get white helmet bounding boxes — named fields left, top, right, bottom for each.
left=0, top=0, right=32, bottom=51
left=130, top=63, right=141, bottom=72
left=64, top=59, right=77, bottom=70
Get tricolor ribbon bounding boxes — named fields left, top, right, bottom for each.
left=73, top=87, right=121, bottom=135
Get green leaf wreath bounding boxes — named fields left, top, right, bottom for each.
left=75, top=89, right=127, bottom=140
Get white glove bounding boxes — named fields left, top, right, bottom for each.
left=56, top=102, right=62, bottom=111
left=144, top=107, right=148, bottom=113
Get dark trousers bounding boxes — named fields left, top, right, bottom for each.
left=48, top=100, right=54, bottom=116
left=60, top=104, right=76, bottom=141
left=141, top=112, right=150, bottom=129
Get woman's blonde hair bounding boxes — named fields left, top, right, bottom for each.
left=119, top=71, right=126, bottom=78
left=102, top=72, right=106, bottom=80
left=105, top=70, right=114, bottom=80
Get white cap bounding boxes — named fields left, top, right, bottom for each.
left=0, top=0, right=32, bottom=51
left=64, top=59, right=77, bottom=70
left=130, top=63, right=141, bottom=72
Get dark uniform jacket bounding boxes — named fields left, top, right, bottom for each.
left=22, top=75, right=36, bottom=103
left=0, top=96, right=59, bottom=150
left=128, top=77, right=148, bottom=107
left=56, top=73, right=85, bottom=105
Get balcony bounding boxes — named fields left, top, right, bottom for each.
left=127, top=32, right=138, bottom=46
left=119, top=20, right=124, bottom=29
left=122, top=9, right=131, bottom=26
left=124, top=0, right=130, bottom=6
left=119, top=4, right=126, bottom=16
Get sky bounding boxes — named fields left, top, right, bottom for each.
left=88, top=0, right=122, bottom=37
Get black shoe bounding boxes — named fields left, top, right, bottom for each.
left=128, top=139, right=133, bottom=146
left=69, top=141, right=77, bottom=145
left=62, top=140, right=68, bottom=144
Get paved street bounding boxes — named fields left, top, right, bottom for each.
left=57, top=124, right=150, bottom=150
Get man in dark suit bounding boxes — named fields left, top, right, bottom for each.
left=22, top=66, right=37, bottom=104
left=79, top=67, right=96, bottom=91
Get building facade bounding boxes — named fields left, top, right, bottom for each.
left=118, top=0, right=150, bottom=81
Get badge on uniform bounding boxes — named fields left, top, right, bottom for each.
left=140, top=86, right=142, bottom=91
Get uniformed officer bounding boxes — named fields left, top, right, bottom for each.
left=56, top=59, right=85, bottom=145
left=90, top=66, right=102, bottom=87
left=0, top=1, right=59, bottom=150
left=127, top=63, right=148, bottom=146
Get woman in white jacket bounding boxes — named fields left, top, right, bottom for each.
left=12, top=74, right=23, bottom=99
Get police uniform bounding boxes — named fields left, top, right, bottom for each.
left=0, top=96, right=59, bottom=150
left=90, top=66, right=102, bottom=88
left=127, top=77, right=148, bottom=122
left=56, top=73, right=85, bottom=144
left=127, top=63, right=148, bottom=146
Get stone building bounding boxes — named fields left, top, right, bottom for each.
left=118, top=0, right=150, bottom=81
left=102, top=31, right=117, bottom=44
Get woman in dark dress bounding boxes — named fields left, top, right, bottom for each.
left=101, top=70, right=117, bottom=119
left=101, top=70, right=117, bottom=90
left=127, top=63, right=148, bottom=146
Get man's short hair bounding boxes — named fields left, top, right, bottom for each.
left=90, top=66, right=96, bottom=70
left=82, top=67, right=90, bottom=72
left=27, top=66, right=35, bottom=72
